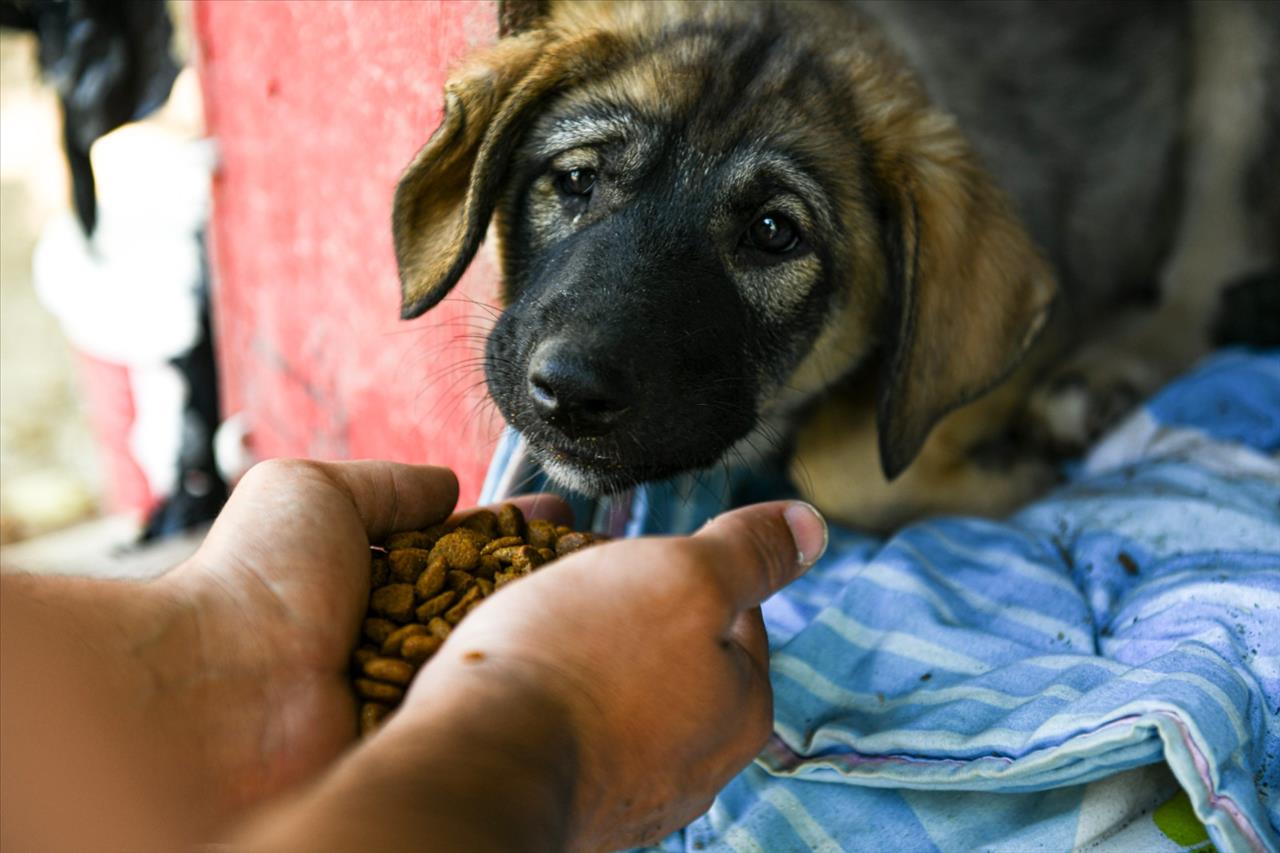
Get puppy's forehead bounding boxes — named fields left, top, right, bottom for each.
left=529, top=108, right=637, bottom=158
left=532, top=27, right=849, bottom=182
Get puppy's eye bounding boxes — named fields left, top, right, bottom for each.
left=745, top=213, right=800, bottom=254
left=557, top=168, right=596, bottom=197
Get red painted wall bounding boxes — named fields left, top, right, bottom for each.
left=74, top=354, right=152, bottom=514
left=195, top=0, right=503, bottom=505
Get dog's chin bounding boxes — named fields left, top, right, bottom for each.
left=527, top=441, right=720, bottom=497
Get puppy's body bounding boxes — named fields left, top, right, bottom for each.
left=393, top=1, right=1278, bottom=531
left=860, top=0, right=1189, bottom=317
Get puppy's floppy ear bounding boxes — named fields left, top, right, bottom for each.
left=393, top=29, right=619, bottom=320
left=867, top=105, right=1056, bottom=478
left=393, top=33, right=548, bottom=319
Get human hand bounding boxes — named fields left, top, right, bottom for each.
left=385, top=499, right=829, bottom=851
left=156, top=458, right=566, bottom=822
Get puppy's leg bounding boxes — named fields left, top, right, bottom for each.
left=1029, top=0, right=1276, bottom=453
left=793, top=376, right=1056, bottom=533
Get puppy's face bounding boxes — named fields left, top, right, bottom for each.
left=392, top=3, right=1055, bottom=495
left=485, top=31, right=873, bottom=493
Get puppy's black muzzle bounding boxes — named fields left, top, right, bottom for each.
left=527, top=337, right=632, bottom=438
left=486, top=203, right=764, bottom=491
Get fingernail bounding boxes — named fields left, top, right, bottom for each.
left=784, top=502, right=828, bottom=566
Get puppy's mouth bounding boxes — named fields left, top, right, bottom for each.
left=526, top=436, right=723, bottom=495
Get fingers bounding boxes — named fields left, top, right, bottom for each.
left=692, top=501, right=827, bottom=612
left=312, top=460, right=460, bottom=540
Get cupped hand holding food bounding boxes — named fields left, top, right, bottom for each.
left=155, top=458, right=569, bottom=821
left=417, top=499, right=829, bottom=851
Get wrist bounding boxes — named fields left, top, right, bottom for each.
left=239, top=656, right=580, bottom=853
left=108, top=569, right=283, bottom=827
left=0, top=571, right=260, bottom=836
left=147, top=562, right=329, bottom=820
left=368, top=659, right=581, bottom=850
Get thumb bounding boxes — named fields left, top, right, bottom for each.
left=311, top=460, right=460, bottom=540
left=692, top=501, right=828, bottom=611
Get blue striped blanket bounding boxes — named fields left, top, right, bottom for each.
left=480, top=350, right=1280, bottom=852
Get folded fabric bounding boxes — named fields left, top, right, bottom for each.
left=480, top=349, right=1280, bottom=852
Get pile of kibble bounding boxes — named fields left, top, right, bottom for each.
left=352, top=503, right=600, bottom=734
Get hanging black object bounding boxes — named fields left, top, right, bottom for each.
left=0, top=0, right=179, bottom=235
left=141, top=232, right=229, bottom=542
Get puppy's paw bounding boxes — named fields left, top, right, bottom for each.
left=1024, top=349, right=1156, bottom=456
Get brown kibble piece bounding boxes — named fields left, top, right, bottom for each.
left=537, top=547, right=555, bottom=562
left=494, top=569, right=520, bottom=589
left=352, top=645, right=379, bottom=669
left=381, top=623, right=430, bottom=656
left=363, top=656, right=415, bottom=685
left=354, top=678, right=404, bottom=704
left=555, top=531, right=595, bottom=556
left=481, top=536, right=523, bottom=555
left=475, top=577, right=494, bottom=597
left=370, top=584, right=415, bottom=623
left=555, top=525, right=572, bottom=537
left=360, top=702, right=391, bottom=734
left=446, top=570, right=474, bottom=592
left=414, top=556, right=447, bottom=601
left=451, top=527, right=490, bottom=548
left=444, top=587, right=483, bottom=624
left=431, top=531, right=481, bottom=571
left=363, top=617, right=396, bottom=645
left=370, top=555, right=390, bottom=587
left=497, top=504, right=527, bottom=539
left=459, top=509, right=499, bottom=539
left=415, top=590, right=456, bottom=622
left=388, top=548, right=432, bottom=584
left=385, top=530, right=437, bottom=551
left=475, top=555, right=502, bottom=579
left=517, top=545, right=544, bottom=568
left=401, top=634, right=443, bottom=664
left=427, top=617, right=452, bottom=640
left=489, top=546, right=525, bottom=565
left=526, top=519, right=557, bottom=550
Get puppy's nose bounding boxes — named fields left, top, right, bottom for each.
left=527, top=339, right=631, bottom=437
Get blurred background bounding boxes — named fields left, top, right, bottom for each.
left=2, top=0, right=207, bottom=553
left=1, top=1, right=508, bottom=571
left=0, top=23, right=98, bottom=545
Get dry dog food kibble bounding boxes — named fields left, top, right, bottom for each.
left=351, top=502, right=601, bottom=735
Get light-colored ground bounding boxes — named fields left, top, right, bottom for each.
left=0, top=32, right=101, bottom=545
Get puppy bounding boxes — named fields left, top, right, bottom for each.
left=391, top=0, right=1279, bottom=531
